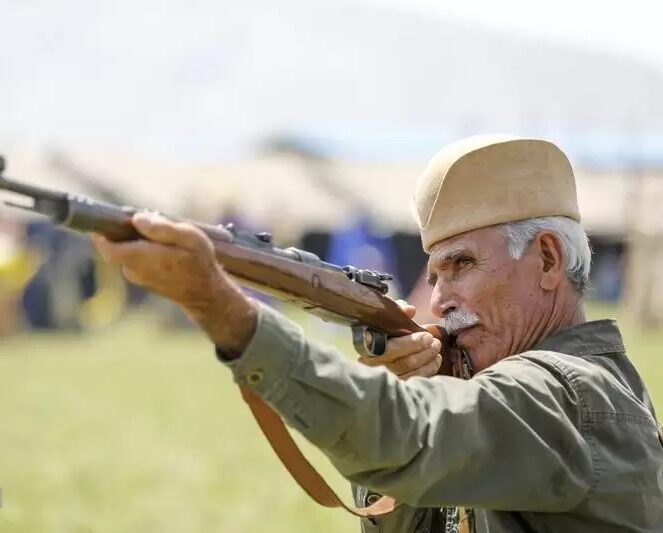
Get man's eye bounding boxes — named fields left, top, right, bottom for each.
left=456, top=257, right=475, bottom=268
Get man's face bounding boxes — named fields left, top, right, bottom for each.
left=427, top=225, right=545, bottom=373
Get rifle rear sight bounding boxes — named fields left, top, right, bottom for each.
left=223, top=223, right=393, bottom=295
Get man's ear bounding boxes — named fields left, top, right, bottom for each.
left=535, top=232, right=565, bottom=291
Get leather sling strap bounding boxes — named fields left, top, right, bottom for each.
left=240, top=386, right=398, bottom=518
left=459, top=507, right=474, bottom=533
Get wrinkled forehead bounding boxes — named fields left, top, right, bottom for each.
left=427, top=225, right=509, bottom=265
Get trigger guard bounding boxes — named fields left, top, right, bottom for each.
left=352, top=326, right=387, bottom=357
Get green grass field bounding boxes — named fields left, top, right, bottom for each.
left=0, top=305, right=661, bottom=533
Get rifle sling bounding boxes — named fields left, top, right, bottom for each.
left=239, top=386, right=398, bottom=518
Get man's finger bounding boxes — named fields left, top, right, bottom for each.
left=91, top=234, right=111, bottom=262
left=396, top=299, right=416, bottom=319
left=91, top=236, right=178, bottom=271
left=424, top=324, right=444, bottom=340
left=387, top=339, right=441, bottom=375
left=121, top=265, right=144, bottom=286
left=132, top=212, right=210, bottom=252
left=101, top=240, right=158, bottom=265
left=359, top=331, right=435, bottom=365
left=401, top=354, right=443, bottom=380
left=386, top=344, right=439, bottom=375
left=91, top=234, right=149, bottom=265
left=382, top=331, right=435, bottom=362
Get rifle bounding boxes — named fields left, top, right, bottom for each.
left=0, top=154, right=450, bottom=518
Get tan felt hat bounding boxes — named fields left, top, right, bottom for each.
left=411, top=135, right=581, bottom=252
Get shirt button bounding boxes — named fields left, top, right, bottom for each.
left=246, top=369, right=264, bottom=386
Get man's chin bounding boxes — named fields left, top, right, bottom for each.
left=455, top=341, right=491, bottom=374
left=454, top=329, right=476, bottom=357
left=464, top=345, right=509, bottom=374
left=456, top=324, right=480, bottom=343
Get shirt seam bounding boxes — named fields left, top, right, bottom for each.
left=582, top=410, right=658, bottom=427
left=542, top=355, right=602, bottom=494
left=571, top=343, right=625, bottom=356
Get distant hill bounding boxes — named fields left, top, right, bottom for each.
left=2, top=0, right=663, bottom=161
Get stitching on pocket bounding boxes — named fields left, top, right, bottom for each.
left=584, top=410, right=657, bottom=426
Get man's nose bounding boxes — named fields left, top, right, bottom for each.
left=429, top=285, right=458, bottom=319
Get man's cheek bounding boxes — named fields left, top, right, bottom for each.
left=472, top=332, right=505, bottom=371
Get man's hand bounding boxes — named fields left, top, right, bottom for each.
left=358, top=301, right=442, bottom=379
left=91, top=212, right=257, bottom=356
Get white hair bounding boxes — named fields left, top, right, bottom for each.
left=496, top=216, right=592, bottom=294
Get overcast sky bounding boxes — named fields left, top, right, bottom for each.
left=2, top=0, right=661, bottom=162
left=380, top=0, right=663, bottom=68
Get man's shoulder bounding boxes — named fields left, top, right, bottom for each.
left=473, top=348, right=625, bottom=410
left=513, top=348, right=599, bottom=379
left=493, top=349, right=656, bottom=426
left=496, top=348, right=621, bottom=395
left=486, top=348, right=597, bottom=384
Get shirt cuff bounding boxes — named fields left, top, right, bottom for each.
left=219, top=302, right=305, bottom=405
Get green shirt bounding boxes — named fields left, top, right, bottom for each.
left=226, top=305, right=663, bottom=532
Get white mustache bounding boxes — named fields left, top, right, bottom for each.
left=443, top=310, right=481, bottom=335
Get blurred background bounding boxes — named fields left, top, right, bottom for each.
left=1, top=0, right=662, bottom=531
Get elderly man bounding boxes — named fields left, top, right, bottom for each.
left=93, top=136, right=663, bottom=532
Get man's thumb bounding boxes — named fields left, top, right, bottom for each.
left=395, top=299, right=417, bottom=319
left=132, top=212, right=175, bottom=243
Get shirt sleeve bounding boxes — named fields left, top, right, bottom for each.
left=224, top=303, right=594, bottom=512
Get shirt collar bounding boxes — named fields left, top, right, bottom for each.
left=531, top=319, right=625, bottom=357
